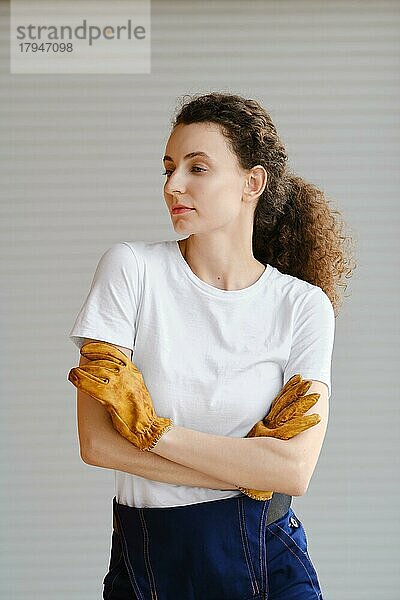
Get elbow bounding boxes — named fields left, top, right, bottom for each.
left=292, top=461, right=310, bottom=497
left=283, top=478, right=306, bottom=498
left=78, top=428, right=102, bottom=465
left=80, top=451, right=93, bottom=465
left=79, top=440, right=97, bottom=465
left=291, top=481, right=307, bottom=497
left=254, top=437, right=307, bottom=496
left=260, top=461, right=306, bottom=497
left=281, top=462, right=308, bottom=496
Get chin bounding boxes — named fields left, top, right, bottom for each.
left=172, top=222, right=194, bottom=234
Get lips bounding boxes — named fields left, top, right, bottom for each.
left=171, top=205, right=194, bottom=214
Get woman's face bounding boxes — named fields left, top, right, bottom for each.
left=162, top=122, right=251, bottom=236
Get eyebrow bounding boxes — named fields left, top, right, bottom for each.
left=162, top=151, right=215, bottom=163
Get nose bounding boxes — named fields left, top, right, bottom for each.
left=163, top=170, right=185, bottom=195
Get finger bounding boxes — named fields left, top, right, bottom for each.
left=80, top=342, right=143, bottom=378
left=80, top=359, right=121, bottom=375
left=288, top=378, right=313, bottom=398
left=245, top=426, right=256, bottom=438
left=271, top=374, right=303, bottom=404
left=273, top=413, right=321, bottom=439
left=77, top=364, right=119, bottom=382
left=281, top=373, right=302, bottom=391
left=275, top=378, right=313, bottom=403
left=269, top=378, right=313, bottom=417
left=68, top=366, right=110, bottom=405
left=72, top=364, right=113, bottom=383
left=80, top=342, right=126, bottom=365
left=298, top=392, right=321, bottom=411
left=299, top=413, right=321, bottom=430
left=268, top=385, right=297, bottom=417
left=271, top=374, right=311, bottom=405
left=300, top=379, right=314, bottom=394
left=281, top=393, right=321, bottom=421
left=269, top=403, right=300, bottom=426
left=265, top=392, right=321, bottom=426
left=267, top=377, right=310, bottom=421
left=80, top=341, right=128, bottom=366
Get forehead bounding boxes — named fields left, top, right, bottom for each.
left=164, top=122, right=233, bottom=162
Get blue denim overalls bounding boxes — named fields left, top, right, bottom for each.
left=103, top=493, right=324, bottom=599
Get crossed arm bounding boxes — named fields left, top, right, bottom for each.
left=78, top=341, right=329, bottom=497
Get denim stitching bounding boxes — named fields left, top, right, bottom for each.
left=139, top=509, right=159, bottom=600
left=104, top=552, right=124, bottom=599
left=275, top=521, right=317, bottom=580
left=290, top=515, right=318, bottom=568
left=273, top=520, right=308, bottom=556
left=294, top=515, right=312, bottom=552
left=259, top=501, right=269, bottom=600
left=237, top=497, right=260, bottom=596
left=268, top=528, right=322, bottom=598
left=113, top=507, right=145, bottom=600
left=104, top=544, right=123, bottom=583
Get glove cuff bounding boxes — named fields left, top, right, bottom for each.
left=235, top=484, right=274, bottom=501
left=138, top=417, right=175, bottom=452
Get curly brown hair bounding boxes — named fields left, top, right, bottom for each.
left=171, top=92, right=357, bottom=317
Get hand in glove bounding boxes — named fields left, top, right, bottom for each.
left=68, top=341, right=174, bottom=452
left=236, top=374, right=321, bottom=501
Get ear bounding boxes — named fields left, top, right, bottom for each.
left=243, top=165, right=268, bottom=204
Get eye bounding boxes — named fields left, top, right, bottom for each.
left=162, top=166, right=207, bottom=177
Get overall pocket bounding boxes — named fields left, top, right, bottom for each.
left=266, top=508, right=323, bottom=599
left=103, top=530, right=137, bottom=600
left=103, top=531, right=124, bottom=598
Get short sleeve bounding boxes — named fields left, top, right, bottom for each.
left=283, top=287, right=335, bottom=398
left=68, top=242, right=141, bottom=352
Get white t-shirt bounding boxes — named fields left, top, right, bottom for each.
left=69, top=239, right=335, bottom=508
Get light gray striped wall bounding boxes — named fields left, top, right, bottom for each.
left=1, top=0, right=399, bottom=598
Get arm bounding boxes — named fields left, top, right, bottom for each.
left=76, top=340, right=236, bottom=491
left=151, top=425, right=302, bottom=496
left=280, top=379, right=330, bottom=495
left=151, top=379, right=329, bottom=497
left=277, top=289, right=333, bottom=493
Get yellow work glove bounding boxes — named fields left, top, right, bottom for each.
left=236, top=374, right=321, bottom=501
left=68, top=341, right=174, bottom=452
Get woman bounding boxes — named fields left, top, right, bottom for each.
left=68, top=92, right=356, bottom=599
